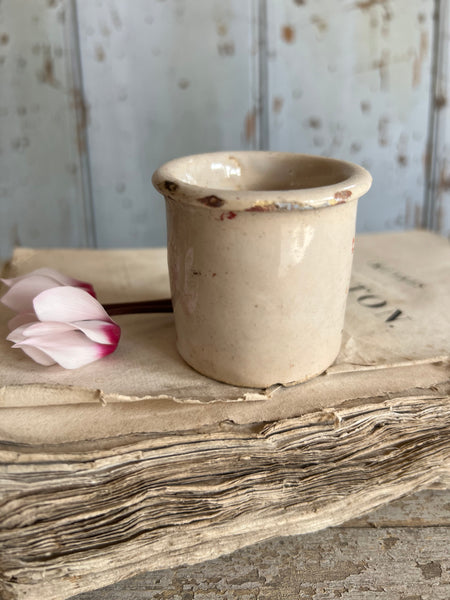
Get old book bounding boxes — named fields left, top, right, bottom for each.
left=0, top=231, right=449, bottom=600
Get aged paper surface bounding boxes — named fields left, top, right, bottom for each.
left=0, top=231, right=449, bottom=438
left=1, top=231, right=449, bottom=403
left=0, top=231, right=449, bottom=600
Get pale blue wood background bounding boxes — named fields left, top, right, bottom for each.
left=0, top=0, right=449, bottom=261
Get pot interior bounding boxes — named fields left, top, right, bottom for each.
left=170, top=152, right=353, bottom=192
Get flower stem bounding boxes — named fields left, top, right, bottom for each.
left=103, top=298, right=173, bottom=316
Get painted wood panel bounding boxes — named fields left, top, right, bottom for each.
left=426, top=0, right=450, bottom=236
left=72, top=521, right=450, bottom=599
left=0, top=0, right=92, bottom=261
left=75, top=0, right=259, bottom=249
left=1, top=0, right=449, bottom=262
left=266, top=0, right=435, bottom=234
left=344, top=489, right=450, bottom=527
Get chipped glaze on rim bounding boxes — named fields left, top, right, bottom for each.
left=152, top=151, right=372, bottom=212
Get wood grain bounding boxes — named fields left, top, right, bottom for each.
left=70, top=489, right=450, bottom=599
left=343, top=488, right=450, bottom=527
left=1, top=0, right=449, bottom=260
left=71, top=514, right=450, bottom=599
left=0, top=0, right=91, bottom=260
left=75, top=0, right=259, bottom=250
left=425, top=0, right=450, bottom=237
left=266, top=0, right=435, bottom=234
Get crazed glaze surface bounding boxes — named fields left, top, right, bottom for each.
left=153, top=152, right=372, bottom=387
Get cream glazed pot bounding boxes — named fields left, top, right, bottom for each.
left=152, top=152, right=372, bottom=388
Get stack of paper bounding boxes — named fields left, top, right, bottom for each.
left=1, top=231, right=449, bottom=600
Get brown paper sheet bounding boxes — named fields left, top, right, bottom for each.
left=1, top=231, right=449, bottom=600
left=0, top=231, right=449, bottom=444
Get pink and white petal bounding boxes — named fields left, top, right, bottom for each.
left=1, top=268, right=61, bottom=287
left=22, top=321, right=76, bottom=337
left=2, top=268, right=96, bottom=298
left=7, top=321, right=75, bottom=343
left=37, top=268, right=80, bottom=286
left=33, top=286, right=110, bottom=323
left=8, top=312, right=37, bottom=331
left=28, top=268, right=96, bottom=297
left=75, top=282, right=97, bottom=298
left=12, top=343, right=57, bottom=366
left=1, top=275, right=61, bottom=312
left=31, top=268, right=71, bottom=283
left=3, top=267, right=82, bottom=286
left=1, top=276, right=19, bottom=287
left=72, top=319, right=121, bottom=345
left=17, top=330, right=116, bottom=369
left=7, top=324, right=30, bottom=343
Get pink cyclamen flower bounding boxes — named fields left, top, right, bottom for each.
left=1, top=270, right=120, bottom=369
left=1, top=267, right=96, bottom=314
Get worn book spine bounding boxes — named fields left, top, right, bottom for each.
left=1, top=386, right=449, bottom=600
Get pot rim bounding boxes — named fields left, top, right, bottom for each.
left=152, top=151, right=372, bottom=211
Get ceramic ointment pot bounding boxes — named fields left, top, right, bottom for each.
left=152, top=151, right=372, bottom=388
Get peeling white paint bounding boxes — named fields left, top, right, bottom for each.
left=0, top=0, right=448, bottom=260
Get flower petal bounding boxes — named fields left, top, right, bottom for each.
left=72, top=320, right=121, bottom=345
left=8, top=321, right=76, bottom=344
left=22, top=321, right=76, bottom=337
left=76, top=282, right=97, bottom=298
left=8, top=312, right=37, bottom=331
left=2, top=268, right=65, bottom=287
left=7, top=324, right=29, bottom=343
left=12, top=344, right=57, bottom=366
left=1, top=268, right=96, bottom=297
left=1, top=275, right=61, bottom=313
left=16, top=330, right=116, bottom=369
left=8, top=322, right=76, bottom=343
left=33, top=287, right=110, bottom=323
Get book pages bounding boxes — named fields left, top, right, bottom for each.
left=0, top=231, right=449, bottom=600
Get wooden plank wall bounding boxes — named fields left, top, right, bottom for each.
left=427, top=0, right=450, bottom=234
left=0, top=0, right=449, bottom=261
left=0, top=0, right=93, bottom=260
left=75, top=0, right=258, bottom=249
left=266, top=0, right=435, bottom=232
